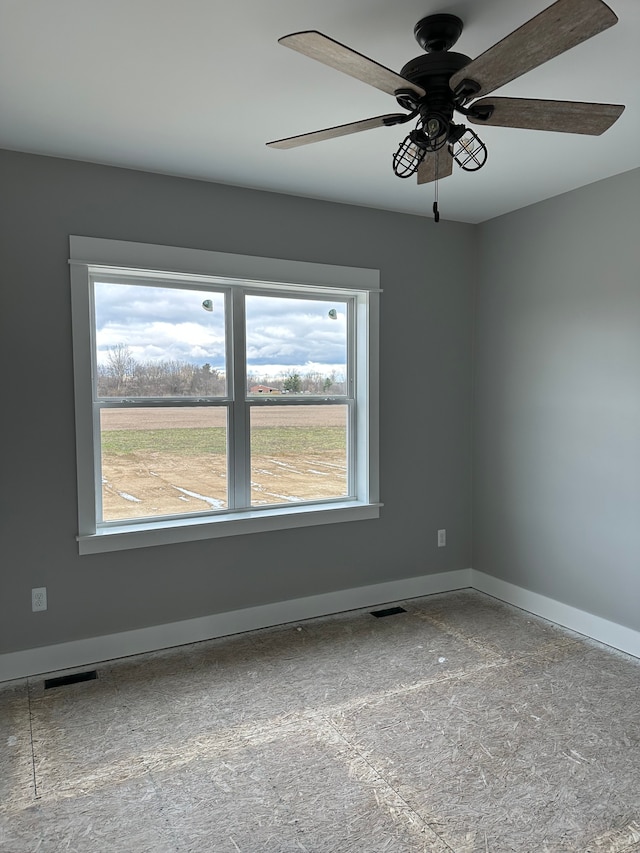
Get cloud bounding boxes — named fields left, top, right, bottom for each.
left=246, top=294, right=346, bottom=367
left=95, top=282, right=226, bottom=366
left=94, top=281, right=348, bottom=376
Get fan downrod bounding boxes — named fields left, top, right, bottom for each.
left=414, top=14, right=463, bottom=52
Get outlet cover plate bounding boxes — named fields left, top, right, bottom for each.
left=32, top=587, right=47, bottom=612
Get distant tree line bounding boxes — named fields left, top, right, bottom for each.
left=97, top=344, right=225, bottom=397
left=248, top=370, right=345, bottom=395
left=97, top=344, right=345, bottom=397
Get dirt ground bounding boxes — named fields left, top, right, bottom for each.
left=100, top=406, right=347, bottom=521
left=101, top=406, right=346, bottom=430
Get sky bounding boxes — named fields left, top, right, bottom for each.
left=94, top=282, right=348, bottom=379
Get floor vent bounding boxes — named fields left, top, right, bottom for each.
left=44, top=670, right=97, bottom=690
left=370, top=606, right=407, bottom=618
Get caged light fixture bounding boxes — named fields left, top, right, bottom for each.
left=392, top=117, right=487, bottom=179
left=449, top=127, right=487, bottom=171
left=392, top=126, right=428, bottom=178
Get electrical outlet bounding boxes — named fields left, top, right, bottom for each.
left=437, top=529, right=446, bottom=548
left=32, top=587, right=47, bottom=612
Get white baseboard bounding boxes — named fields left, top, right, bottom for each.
left=471, top=570, right=640, bottom=659
left=3, top=567, right=639, bottom=684
left=0, top=569, right=472, bottom=683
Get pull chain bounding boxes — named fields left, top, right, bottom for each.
left=433, top=150, right=440, bottom=223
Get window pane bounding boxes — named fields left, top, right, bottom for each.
left=94, top=282, right=226, bottom=397
left=250, top=405, right=348, bottom=506
left=100, top=407, right=227, bottom=522
left=245, top=294, right=347, bottom=396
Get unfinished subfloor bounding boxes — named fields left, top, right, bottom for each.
left=1, top=590, right=639, bottom=852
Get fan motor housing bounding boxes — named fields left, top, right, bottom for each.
left=400, top=52, right=472, bottom=90
left=399, top=52, right=472, bottom=118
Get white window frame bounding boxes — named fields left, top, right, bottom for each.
left=69, top=236, right=381, bottom=554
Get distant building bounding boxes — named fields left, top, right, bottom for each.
left=250, top=384, right=281, bottom=394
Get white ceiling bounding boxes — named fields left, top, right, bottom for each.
left=0, top=0, right=637, bottom=223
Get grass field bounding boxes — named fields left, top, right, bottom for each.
left=100, top=406, right=348, bottom=521
left=101, top=426, right=346, bottom=456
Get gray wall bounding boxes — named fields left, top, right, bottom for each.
left=475, top=168, right=640, bottom=631
left=0, top=150, right=475, bottom=655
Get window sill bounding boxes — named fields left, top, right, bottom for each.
left=77, top=501, right=382, bottom=555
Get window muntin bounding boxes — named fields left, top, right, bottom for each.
left=70, top=236, right=380, bottom=552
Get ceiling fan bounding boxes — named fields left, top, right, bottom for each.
left=267, top=0, right=624, bottom=203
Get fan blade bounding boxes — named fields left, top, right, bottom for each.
left=267, top=114, right=408, bottom=149
left=417, top=149, right=454, bottom=184
left=279, top=31, right=426, bottom=98
left=467, top=97, right=624, bottom=135
left=450, top=0, right=618, bottom=99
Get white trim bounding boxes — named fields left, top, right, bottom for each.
left=471, top=570, right=640, bottom=659
left=69, top=236, right=380, bottom=292
left=78, top=501, right=382, bottom=555
left=4, top=568, right=639, bottom=683
left=0, top=570, right=472, bottom=683
left=69, top=236, right=381, bottom=551
left=70, top=261, right=97, bottom=538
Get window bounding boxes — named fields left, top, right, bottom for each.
left=70, top=237, right=380, bottom=553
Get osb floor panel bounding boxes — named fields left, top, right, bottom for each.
left=1, top=591, right=639, bottom=852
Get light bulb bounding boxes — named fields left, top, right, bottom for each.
left=427, top=118, right=441, bottom=137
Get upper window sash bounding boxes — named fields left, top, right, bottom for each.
left=90, top=274, right=230, bottom=402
